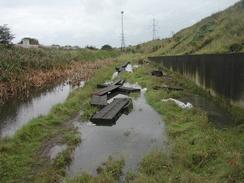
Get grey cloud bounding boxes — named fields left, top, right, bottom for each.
left=0, top=0, right=239, bottom=47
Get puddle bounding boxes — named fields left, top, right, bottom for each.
left=180, top=95, right=234, bottom=128
left=67, top=91, right=167, bottom=176
left=0, top=81, right=84, bottom=138
left=49, top=144, right=67, bottom=160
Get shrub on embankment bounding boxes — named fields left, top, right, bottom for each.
left=0, top=45, right=120, bottom=102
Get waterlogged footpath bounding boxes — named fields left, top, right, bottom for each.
left=66, top=55, right=244, bottom=183
left=0, top=61, right=117, bottom=183
left=0, top=81, right=84, bottom=137
left=0, top=54, right=243, bottom=183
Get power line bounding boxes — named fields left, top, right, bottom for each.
left=153, top=18, right=157, bottom=41
left=121, top=11, right=126, bottom=50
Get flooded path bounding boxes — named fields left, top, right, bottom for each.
left=68, top=90, right=167, bottom=176
left=180, top=94, right=234, bottom=128
left=0, top=81, right=84, bottom=138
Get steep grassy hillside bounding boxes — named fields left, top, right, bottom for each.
left=134, top=1, right=244, bottom=55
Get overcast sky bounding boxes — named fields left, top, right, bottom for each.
left=0, top=0, right=239, bottom=48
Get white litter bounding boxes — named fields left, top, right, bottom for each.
left=141, top=88, right=148, bottom=93
left=133, top=65, right=140, bottom=69
left=123, top=82, right=141, bottom=89
left=87, top=122, right=96, bottom=126
left=107, top=94, right=129, bottom=104
left=125, top=64, right=133, bottom=72
left=111, top=72, right=119, bottom=80
left=162, top=98, right=193, bottom=109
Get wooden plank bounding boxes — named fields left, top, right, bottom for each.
left=97, top=83, right=109, bottom=88
left=118, top=87, right=141, bottom=93
left=90, top=95, right=108, bottom=107
left=96, top=85, right=140, bottom=93
left=116, top=79, right=125, bottom=85
left=94, top=85, right=121, bottom=96
left=96, top=79, right=125, bottom=89
left=112, top=79, right=123, bottom=85
left=91, top=98, right=130, bottom=123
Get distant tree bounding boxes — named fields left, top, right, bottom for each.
left=86, top=45, right=98, bottom=50
left=0, top=24, right=14, bottom=45
left=136, top=45, right=141, bottom=50
left=101, top=44, right=113, bottom=50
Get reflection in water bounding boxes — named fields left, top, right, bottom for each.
left=0, top=82, right=84, bottom=138
left=180, top=95, right=233, bottom=128
left=68, top=92, right=167, bottom=176
left=49, top=144, right=67, bottom=160
left=150, top=53, right=244, bottom=108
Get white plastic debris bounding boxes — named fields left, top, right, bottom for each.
left=111, top=72, right=118, bottom=80
left=107, top=94, right=129, bottom=104
left=87, top=122, right=96, bottom=126
left=141, top=88, right=148, bottom=92
left=125, top=64, right=133, bottom=72
left=162, top=98, right=193, bottom=109
left=133, top=65, right=140, bottom=69
left=123, top=82, right=141, bottom=89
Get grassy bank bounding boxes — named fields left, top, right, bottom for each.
left=0, top=61, right=118, bottom=183
left=131, top=1, right=244, bottom=55
left=65, top=157, right=125, bottom=183
left=65, top=54, right=243, bottom=183
left=121, top=60, right=244, bottom=182
left=1, top=53, right=243, bottom=182
left=0, top=46, right=120, bottom=102
left=0, top=46, right=119, bottom=80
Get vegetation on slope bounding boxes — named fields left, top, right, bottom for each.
left=0, top=46, right=119, bottom=82
left=0, top=46, right=120, bottom=102
left=133, top=1, right=244, bottom=55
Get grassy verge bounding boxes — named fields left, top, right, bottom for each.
left=1, top=54, right=243, bottom=183
left=64, top=157, right=125, bottom=183
left=46, top=53, right=244, bottom=183
left=0, top=46, right=120, bottom=103
left=0, top=61, right=117, bottom=183
left=121, top=59, right=244, bottom=182
left=0, top=45, right=120, bottom=81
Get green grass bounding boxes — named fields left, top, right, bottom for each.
left=61, top=54, right=243, bottom=182
left=121, top=59, right=244, bottom=183
left=64, top=157, right=125, bottom=183
left=0, top=61, right=118, bottom=183
left=1, top=52, right=243, bottom=182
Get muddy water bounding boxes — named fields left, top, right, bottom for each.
left=68, top=91, right=167, bottom=176
left=149, top=53, right=244, bottom=108
left=180, top=95, right=233, bottom=128
left=0, top=81, right=84, bottom=138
